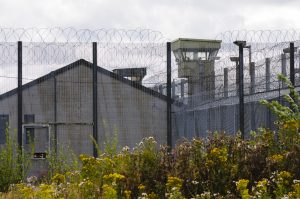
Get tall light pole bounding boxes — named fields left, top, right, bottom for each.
left=233, top=40, right=246, bottom=139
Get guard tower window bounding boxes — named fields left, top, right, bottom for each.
left=0, top=115, right=9, bottom=144
left=24, top=114, right=35, bottom=144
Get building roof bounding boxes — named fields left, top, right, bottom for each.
left=171, top=38, right=221, bottom=51
left=0, top=59, right=168, bottom=101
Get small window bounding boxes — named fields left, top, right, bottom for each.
left=24, top=114, right=35, bottom=144
left=0, top=115, right=9, bottom=144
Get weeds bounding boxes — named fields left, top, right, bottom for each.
left=0, top=129, right=30, bottom=192
left=1, top=74, right=300, bottom=198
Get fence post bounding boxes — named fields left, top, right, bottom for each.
left=172, top=79, right=176, bottom=99
left=234, top=41, right=245, bottom=139
left=167, top=42, right=172, bottom=148
left=266, top=57, right=272, bottom=129
left=281, top=53, right=287, bottom=76
left=250, top=62, right=255, bottom=94
left=281, top=53, right=287, bottom=88
left=158, top=85, right=163, bottom=94
left=180, top=79, right=185, bottom=98
left=249, top=62, right=256, bottom=131
left=18, top=41, right=22, bottom=148
left=92, top=42, right=98, bottom=158
left=299, top=50, right=300, bottom=79
left=224, top=68, right=228, bottom=97
left=266, top=58, right=270, bottom=91
left=290, top=42, right=295, bottom=86
left=53, top=75, right=57, bottom=154
left=235, top=62, right=239, bottom=87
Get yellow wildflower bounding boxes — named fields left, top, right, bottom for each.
left=268, top=154, right=284, bottom=163
left=236, top=179, right=250, bottom=199
left=51, top=173, right=66, bottom=184
left=166, top=176, right=183, bottom=190
left=138, top=184, right=146, bottom=191
left=103, top=173, right=125, bottom=182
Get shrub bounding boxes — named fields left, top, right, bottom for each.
left=0, top=129, right=30, bottom=192
left=4, top=129, right=300, bottom=198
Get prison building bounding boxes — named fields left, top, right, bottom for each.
left=0, top=59, right=168, bottom=156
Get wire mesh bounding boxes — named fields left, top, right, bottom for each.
left=172, top=29, right=300, bottom=143
left=0, top=28, right=168, bottom=157
left=1, top=28, right=300, bottom=152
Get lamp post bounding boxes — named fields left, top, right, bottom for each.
left=233, top=40, right=246, bottom=139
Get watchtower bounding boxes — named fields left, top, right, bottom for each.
left=171, top=38, right=221, bottom=99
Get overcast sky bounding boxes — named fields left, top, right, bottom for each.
left=0, top=0, right=300, bottom=40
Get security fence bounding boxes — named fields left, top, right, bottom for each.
left=171, top=30, right=300, bottom=143
left=1, top=28, right=300, bottom=158
left=0, top=28, right=168, bottom=163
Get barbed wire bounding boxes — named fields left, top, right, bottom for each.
left=215, top=29, right=300, bottom=71
left=208, top=29, right=300, bottom=101
left=216, top=29, right=300, bottom=43
left=0, top=28, right=169, bottom=93
left=1, top=28, right=300, bottom=99
left=0, top=27, right=167, bottom=43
